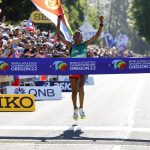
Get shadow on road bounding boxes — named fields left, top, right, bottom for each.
left=0, top=124, right=150, bottom=145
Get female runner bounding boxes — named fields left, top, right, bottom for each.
left=56, top=15, right=104, bottom=120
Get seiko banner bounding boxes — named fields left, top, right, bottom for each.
left=1, top=58, right=150, bottom=75
left=35, top=81, right=72, bottom=92
left=0, top=94, right=35, bottom=112
left=6, top=86, right=62, bottom=100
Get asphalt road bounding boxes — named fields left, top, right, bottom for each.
left=0, top=74, right=150, bottom=150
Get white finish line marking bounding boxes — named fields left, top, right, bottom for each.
left=0, top=126, right=150, bottom=132
left=112, top=145, right=121, bottom=150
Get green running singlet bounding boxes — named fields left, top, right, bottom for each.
left=70, top=43, right=87, bottom=58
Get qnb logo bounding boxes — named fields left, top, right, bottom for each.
left=112, top=60, right=127, bottom=70
left=53, top=61, right=68, bottom=71
left=14, top=88, right=26, bottom=94
left=0, top=61, right=9, bottom=71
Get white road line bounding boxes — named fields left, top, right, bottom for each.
left=0, top=126, right=150, bottom=132
left=112, top=145, right=121, bottom=150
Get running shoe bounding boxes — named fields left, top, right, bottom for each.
left=79, top=108, right=86, bottom=119
left=73, top=108, right=79, bottom=120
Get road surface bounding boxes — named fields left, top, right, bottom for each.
left=0, top=74, right=150, bottom=150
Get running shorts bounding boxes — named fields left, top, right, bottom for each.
left=69, top=75, right=81, bottom=79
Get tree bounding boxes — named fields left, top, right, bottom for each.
left=62, top=0, right=98, bottom=31
left=108, top=0, right=129, bottom=35
left=0, top=0, right=35, bottom=22
left=129, top=0, right=150, bottom=42
left=107, top=0, right=150, bottom=54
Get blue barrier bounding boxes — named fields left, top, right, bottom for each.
left=0, top=58, right=150, bottom=75
left=35, top=81, right=71, bottom=92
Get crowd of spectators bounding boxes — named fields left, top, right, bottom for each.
left=0, top=22, right=68, bottom=58
left=0, top=21, right=142, bottom=59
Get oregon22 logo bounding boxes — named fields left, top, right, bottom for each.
left=0, top=61, right=9, bottom=71
left=53, top=61, right=68, bottom=71
left=112, top=60, right=126, bottom=70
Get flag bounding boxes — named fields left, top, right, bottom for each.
left=40, top=75, right=47, bottom=81
left=14, top=50, right=22, bottom=58
left=104, top=32, right=114, bottom=48
left=26, top=18, right=35, bottom=33
left=12, top=75, right=20, bottom=86
left=7, top=49, right=22, bottom=58
left=114, top=34, right=129, bottom=51
left=31, top=0, right=73, bottom=41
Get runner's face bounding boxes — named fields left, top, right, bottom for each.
left=73, top=32, right=82, bottom=42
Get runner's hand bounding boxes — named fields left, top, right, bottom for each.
left=98, top=16, right=104, bottom=24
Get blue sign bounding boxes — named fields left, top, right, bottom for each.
left=0, top=58, right=150, bottom=75
left=35, top=81, right=71, bottom=92
left=104, top=32, right=114, bottom=48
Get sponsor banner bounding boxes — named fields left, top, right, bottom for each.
left=35, top=76, right=94, bottom=92
left=6, top=86, right=62, bottom=100
left=35, top=77, right=94, bottom=92
left=35, top=81, right=71, bottom=92
left=114, top=34, right=128, bottom=51
left=1, top=58, right=150, bottom=75
left=0, top=94, right=35, bottom=112
left=0, top=75, right=14, bottom=82
left=30, top=10, right=51, bottom=23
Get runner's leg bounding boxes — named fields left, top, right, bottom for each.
left=70, top=78, right=79, bottom=109
left=78, top=75, right=88, bottom=108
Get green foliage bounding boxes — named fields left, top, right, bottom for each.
left=62, top=0, right=84, bottom=31
left=87, top=4, right=98, bottom=29
left=0, top=0, right=35, bottom=22
left=108, top=0, right=129, bottom=35
left=129, top=0, right=150, bottom=42
left=62, top=0, right=98, bottom=31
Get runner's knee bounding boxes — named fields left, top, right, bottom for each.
left=78, top=87, right=84, bottom=93
left=72, top=90, right=78, bottom=96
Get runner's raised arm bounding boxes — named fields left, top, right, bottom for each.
left=56, top=15, right=71, bottom=50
